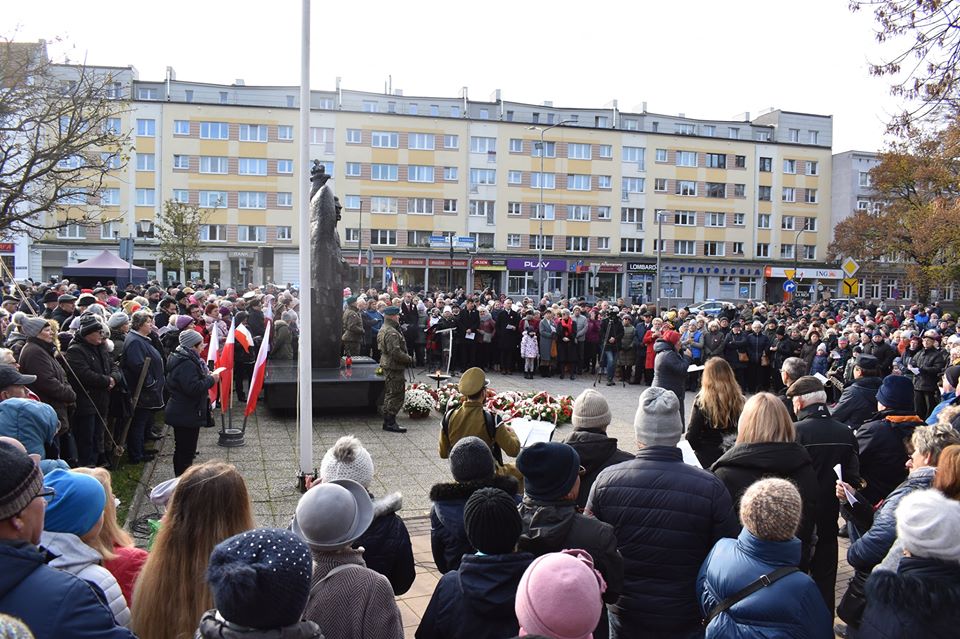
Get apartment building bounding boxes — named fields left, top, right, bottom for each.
left=33, top=61, right=840, bottom=303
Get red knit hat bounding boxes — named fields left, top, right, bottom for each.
left=662, top=330, right=681, bottom=346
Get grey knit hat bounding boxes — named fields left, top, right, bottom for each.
left=572, top=389, right=611, bottom=431
left=107, top=312, right=130, bottom=329
left=320, top=436, right=374, bottom=489
left=179, top=329, right=203, bottom=349
left=634, top=386, right=683, bottom=447
left=449, top=436, right=495, bottom=482
left=20, top=316, right=48, bottom=338
left=740, top=478, right=802, bottom=542
left=896, top=489, right=960, bottom=562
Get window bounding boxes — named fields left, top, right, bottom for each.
left=508, top=170, right=522, bottom=185
left=99, top=221, right=116, bottom=239
left=136, top=153, right=155, bottom=171
left=704, top=241, right=725, bottom=256
left=624, top=119, right=639, bottom=130
left=407, top=231, right=433, bottom=247
left=443, top=199, right=458, bottom=213
left=278, top=125, right=294, bottom=140
left=729, top=127, right=740, bottom=139
left=656, top=148, right=668, bottom=162
left=532, top=204, right=556, bottom=220
left=803, top=216, right=817, bottom=231
left=238, top=225, right=266, bottom=243
left=362, top=101, right=378, bottom=113
left=219, top=91, right=228, bottom=104
left=276, top=226, right=292, bottom=240
left=408, top=133, right=435, bottom=150
left=345, top=129, right=361, bottom=144
left=530, top=235, right=554, bottom=251
left=755, top=131, right=771, bottom=141
left=344, top=195, right=360, bottom=209
left=137, top=87, right=158, bottom=100
left=732, top=242, right=744, bottom=255
left=470, top=136, right=496, bottom=153
left=705, top=153, right=726, bottom=168
left=621, top=238, right=643, bottom=253
left=598, top=175, right=612, bottom=189
left=706, top=182, right=726, bottom=198
left=859, top=171, right=872, bottom=187
left=370, top=197, right=398, bottom=214
left=654, top=178, right=668, bottom=192
left=674, top=210, right=696, bottom=226
left=735, top=155, right=746, bottom=168
left=507, top=233, right=521, bottom=248
left=471, top=232, right=495, bottom=249
left=751, top=243, right=768, bottom=258
left=408, top=165, right=435, bottom=183
left=407, top=198, right=434, bottom=214
left=652, top=239, right=664, bottom=253
left=530, top=172, right=555, bottom=189
left=532, top=141, right=556, bottom=158
left=444, top=166, right=458, bottom=181
left=173, top=189, right=189, bottom=204
left=61, top=188, right=86, bottom=205
left=276, top=159, right=294, bottom=174
left=508, top=202, right=522, bottom=216
left=675, top=180, right=696, bottom=196
left=808, top=130, right=819, bottom=144
left=733, top=212, right=745, bottom=225
left=238, top=158, right=268, bottom=176
left=783, top=159, right=797, bottom=174
left=734, top=183, right=746, bottom=197
left=239, top=124, right=267, bottom=142
left=567, top=174, right=591, bottom=191
left=58, top=155, right=82, bottom=169
left=789, top=128, right=800, bottom=142
left=675, top=240, right=695, bottom=255
left=443, top=134, right=459, bottom=149
left=101, top=152, right=121, bottom=169
left=622, top=146, right=645, bottom=166
left=806, top=160, right=819, bottom=176
left=782, top=187, right=796, bottom=203
left=759, top=185, right=772, bottom=201
left=345, top=162, right=361, bottom=177
left=597, top=206, right=611, bottom=220
left=703, top=125, right=716, bottom=137
left=470, top=168, right=496, bottom=185
left=173, top=154, right=190, bottom=170
left=758, top=214, right=771, bottom=229
left=173, top=120, right=190, bottom=135
left=567, top=143, right=591, bottom=160
left=568, top=205, right=591, bottom=221
left=100, top=188, right=120, bottom=206
left=345, top=228, right=360, bottom=243
left=469, top=200, right=495, bottom=217
left=566, top=236, right=589, bottom=252
left=276, top=192, right=292, bottom=207
left=200, top=156, right=229, bottom=174
left=200, top=225, right=227, bottom=241
left=238, top=192, right=266, bottom=209
left=676, top=123, right=696, bottom=135
left=135, top=188, right=155, bottom=206
left=199, top=191, right=227, bottom=208
left=200, top=121, right=229, bottom=139
left=57, top=223, right=83, bottom=239
left=858, top=199, right=870, bottom=210
left=803, top=245, right=816, bottom=260
left=759, top=157, right=772, bottom=172
left=102, top=118, right=122, bottom=135
left=450, top=105, right=460, bottom=118
left=371, top=131, right=399, bottom=148
left=706, top=212, right=726, bottom=227
left=621, top=207, right=642, bottom=223
left=371, top=164, right=398, bottom=181
left=429, top=105, right=440, bottom=116
left=676, top=150, right=697, bottom=167
left=599, top=144, right=612, bottom=158
left=780, top=244, right=795, bottom=259
left=136, top=119, right=155, bottom=137
left=622, top=177, right=645, bottom=193
left=509, top=138, right=523, bottom=153
left=782, top=215, right=795, bottom=230
left=804, top=188, right=818, bottom=204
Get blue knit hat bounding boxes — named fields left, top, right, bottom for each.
left=877, top=374, right=915, bottom=411
left=207, top=528, right=314, bottom=629
left=516, top=442, right=581, bottom=501
left=43, top=469, right=106, bottom=537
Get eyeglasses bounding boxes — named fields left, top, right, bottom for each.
left=36, top=486, right=55, bottom=501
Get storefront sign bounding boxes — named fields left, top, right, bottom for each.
left=474, top=258, right=506, bottom=271
left=389, top=257, right=427, bottom=266
left=764, top=266, right=843, bottom=280
left=345, top=255, right=385, bottom=266
left=229, top=251, right=256, bottom=259
left=592, top=262, right=624, bottom=274
left=506, top=258, right=567, bottom=271
left=664, top=264, right=763, bottom=277
left=0, top=243, right=14, bottom=254
left=627, top=262, right=658, bottom=273
left=428, top=258, right=469, bottom=267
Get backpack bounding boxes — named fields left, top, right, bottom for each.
left=441, top=407, right=504, bottom=465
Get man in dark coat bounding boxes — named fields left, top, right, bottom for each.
left=50, top=294, right=76, bottom=329
left=864, top=331, right=896, bottom=376
left=911, top=330, right=948, bottom=421
left=598, top=308, right=624, bottom=386
left=245, top=296, right=267, bottom=346
left=120, top=310, right=166, bottom=463
left=651, top=330, right=690, bottom=422
left=773, top=327, right=803, bottom=392
left=18, top=317, right=76, bottom=463
left=456, top=298, right=480, bottom=370
left=832, top=353, right=883, bottom=428
left=495, top=302, right=521, bottom=374
left=778, top=356, right=806, bottom=422
left=587, top=387, right=738, bottom=639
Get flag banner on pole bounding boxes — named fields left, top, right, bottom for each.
left=263, top=298, right=274, bottom=322
left=245, top=319, right=272, bottom=417
left=217, top=319, right=236, bottom=414
left=207, top=319, right=220, bottom=408
left=236, top=324, right=253, bottom=354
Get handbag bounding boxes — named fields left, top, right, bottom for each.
left=738, top=352, right=750, bottom=363
left=704, top=566, right=799, bottom=626
left=837, top=570, right=868, bottom=627
left=761, top=352, right=770, bottom=367
left=550, top=340, right=558, bottom=359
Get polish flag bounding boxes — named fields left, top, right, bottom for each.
left=207, top=320, right=220, bottom=407
left=217, top=319, right=236, bottom=413
left=236, top=324, right=253, bottom=353
left=244, top=320, right=272, bottom=416
left=263, top=297, right=274, bottom=322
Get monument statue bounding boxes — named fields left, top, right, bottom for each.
left=309, top=161, right=349, bottom=368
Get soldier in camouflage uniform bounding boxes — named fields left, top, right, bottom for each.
left=378, top=306, right=413, bottom=433
left=341, top=296, right=364, bottom=357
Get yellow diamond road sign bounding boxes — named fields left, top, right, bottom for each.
left=841, top=257, right=860, bottom=278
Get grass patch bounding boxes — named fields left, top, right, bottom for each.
left=112, top=460, right=147, bottom=524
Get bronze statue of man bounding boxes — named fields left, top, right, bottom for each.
left=309, top=162, right=348, bottom=367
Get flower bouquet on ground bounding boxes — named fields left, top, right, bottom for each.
left=406, top=382, right=439, bottom=404
left=485, top=390, right=574, bottom=426
left=403, top=387, right=436, bottom=419
left=485, top=391, right=525, bottom=418
left=435, top=383, right=464, bottom=413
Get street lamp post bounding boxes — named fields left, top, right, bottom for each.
left=793, top=227, right=804, bottom=301
left=655, top=210, right=664, bottom=314
left=529, top=119, right=574, bottom=299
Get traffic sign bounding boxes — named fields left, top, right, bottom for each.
left=385, top=256, right=393, bottom=267
left=784, top=269, right=796, bottom=281
left=429, top=235, right=451, bottom=248
left=589, top=263, right=601, bottom=276
left=783, top=280, right=797, bottom=293
left=842, top=277, right=860, bottom=296
left=841, top=257, right=860, bottom=278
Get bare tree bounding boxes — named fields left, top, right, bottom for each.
left=0, top=40, right=130, bottom=238
left=155, top=199, right=211, bottom=285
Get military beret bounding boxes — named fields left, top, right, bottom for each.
left=382, top=306, right=400, bottom=316
left=346, top=296, right=358, bottom=305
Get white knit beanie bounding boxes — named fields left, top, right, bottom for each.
left=896, top=489, right=960, bottom=562
left=634, top=386, right=683, bottom=447
left=320, top=436, right=374, bottom=489
left=572, top=389, right=612, bottom=432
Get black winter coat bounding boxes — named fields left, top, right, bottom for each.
left=685, top=402, right=739, bottom=468
left=912, top=346, right=948, bottom=392
left=19, top=338, right=76, bottom=434
left=353, top=492, right=415, bottom=596
left=702, top=330, right=727, bottom=360
left=832, top=376, right=883, bottom=428
left=586, top=447, right=738, bottom=632
left=774, top=336, right=802, bottom=370
left=562, top=428, right=633, bottom=509
left=64, top=339, right=121, bottom=417
left=865, top=340, right=896, bottom=375
left=121, top=332, right=165, bottom=410
left=710, top=442, right=820, bottom=570
left=652, top=340, right=690, bottom=421
left=794, top=403, right=861, bottom=502
left=163, top=347, right=214, bottom=429
left=855, top=410, right=923, bottom=505
left=744, top=330, right=771, bottom=365
left=495, top=310, right=521, bottom=349
left=723, top=330, right=748, bottom=369
left=599, top=315, right=624, bottom=352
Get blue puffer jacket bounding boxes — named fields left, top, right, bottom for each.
left=846, top=466, right=935, bottom=571
left=0, top=540, right=135, bottom=639
left=586, top=446, right=739, bottom=632
left=697, top=529, right=833, bottom=638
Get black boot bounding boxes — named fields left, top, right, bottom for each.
left=382, top=415, right=407, bottom=433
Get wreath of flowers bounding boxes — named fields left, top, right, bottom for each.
left=435, top=382, right=464, bottom=413
left=485, top=390, right=574, bottom=425
left=403, top=387, right=436, bottom=415
left=406, top=382, right=439, bottom=403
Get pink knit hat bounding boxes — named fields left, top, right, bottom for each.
left=516, top=549, right=606, bottom=639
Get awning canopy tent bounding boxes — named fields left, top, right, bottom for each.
left=61, top=250, right=148, bottom=287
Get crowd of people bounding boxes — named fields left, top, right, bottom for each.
left=2, top=275, right=960, bottom=638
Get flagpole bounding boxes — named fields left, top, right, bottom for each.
left=297, top=0, right=315, bottom=491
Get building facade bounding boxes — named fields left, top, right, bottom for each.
left=33, top=60, right=844, bottom=304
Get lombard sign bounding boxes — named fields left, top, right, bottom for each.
left=506, top=258, right=567, bottom=272
left=627, top=262, right=658, bottom=273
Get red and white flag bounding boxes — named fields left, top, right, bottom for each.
left=207, top=319, right=220, bottom=407
left=217, top=319, right=236, bottom=413
left=236, top=324, right=253, bottom=354
left=245, top=319, right=272, bottom=416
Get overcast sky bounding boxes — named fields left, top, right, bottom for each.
left=9, top=0, right=906, bottom=152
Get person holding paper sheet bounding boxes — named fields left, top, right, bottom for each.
left=652, top=330, right=690, bottom=423
left=685, top=358, right=744, bottom=469
left=912, top=330, right=948, bottom=421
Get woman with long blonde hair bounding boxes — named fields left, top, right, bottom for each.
left=131, top=461, right=254, bottom=639
left=710, top=393, right=820, bottom=568
left=685, top=357, right=744, bottom=467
